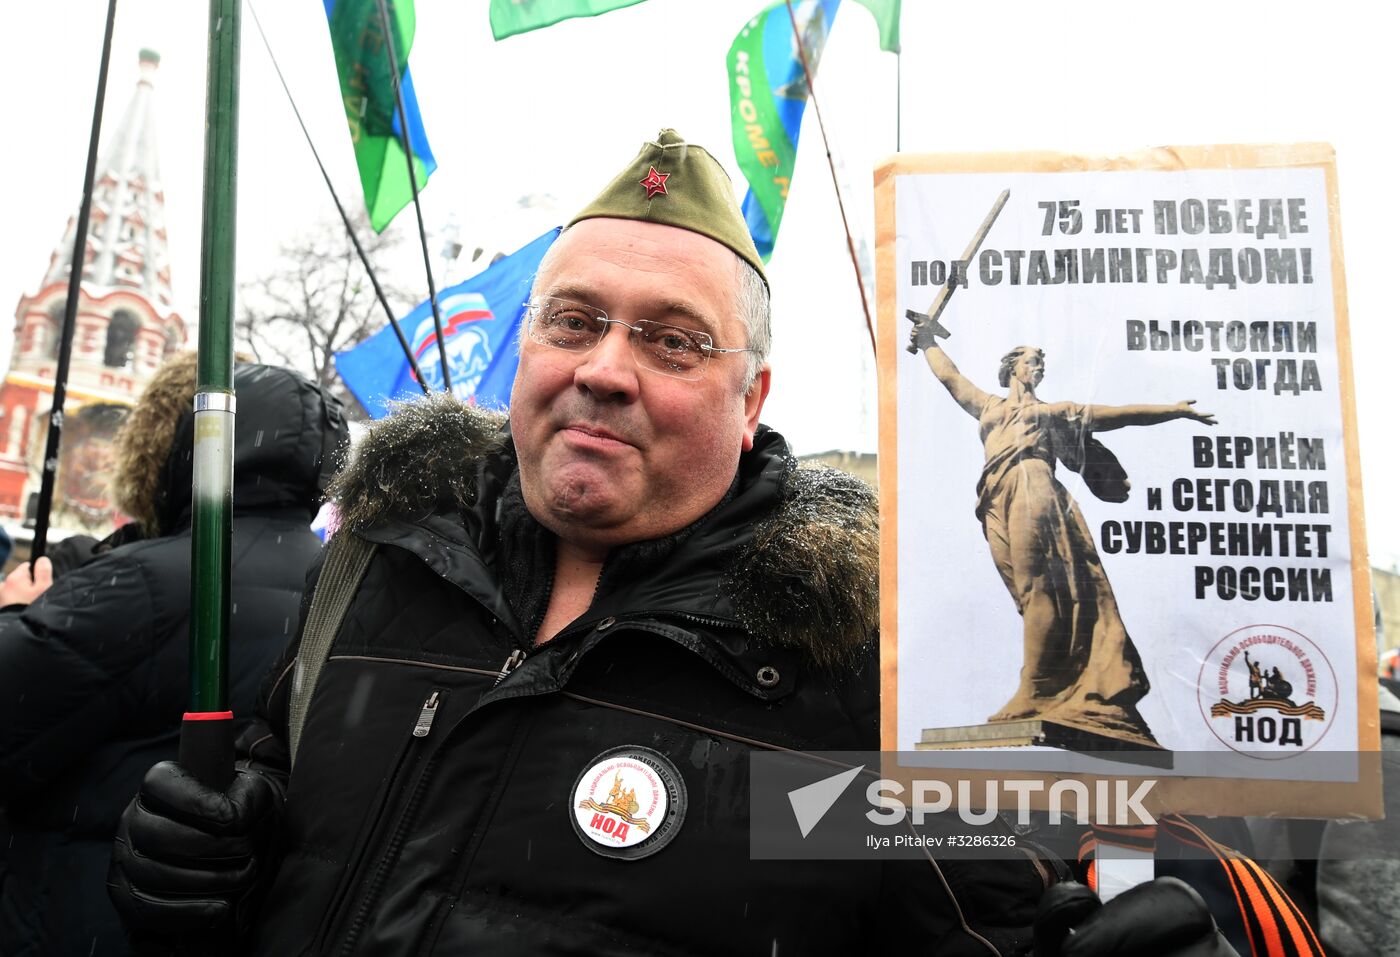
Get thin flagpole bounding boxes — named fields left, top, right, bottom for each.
left=246, top=1, right=428, bottom=393
left=896, top=49, right=902, bottom=152
left=30, top=0, right=119, bottom=565
left=178, top=0, right=242, bottom=792
left=783, top=0, right=876, bottom=357
left=374, top=0, right=451, bottom=391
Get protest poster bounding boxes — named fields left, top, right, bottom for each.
left=876, top=144, right=1379, bottom=817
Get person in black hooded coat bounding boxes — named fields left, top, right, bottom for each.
left=0, top=354, right=347, bottom=956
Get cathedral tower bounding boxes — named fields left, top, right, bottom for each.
left=0, top=49, right=186, bottom=528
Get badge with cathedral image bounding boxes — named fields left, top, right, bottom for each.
left=1199, top=625, right=1337, bottom=758
left=571, top=746, right=687, bottom=860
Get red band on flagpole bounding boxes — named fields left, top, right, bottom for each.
left=183, top=711, right=234, bottom=721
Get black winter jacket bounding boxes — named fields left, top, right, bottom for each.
left=0, top=364, right=345, bottom=956
left=236, top=394, right=1052, bottom=956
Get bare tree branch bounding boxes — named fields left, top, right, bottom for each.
left=237, top=214, right=409, bottom=419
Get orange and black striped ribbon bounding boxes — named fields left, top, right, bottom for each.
left=1077, top=823, right=1157, bottom=895
left=1078, top=816, right=1323, bottom=956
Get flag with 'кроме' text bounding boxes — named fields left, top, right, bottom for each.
left=728, top=0, right=842, bottom=262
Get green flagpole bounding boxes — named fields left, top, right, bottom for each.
left=179, top=0, right=241, bottom=791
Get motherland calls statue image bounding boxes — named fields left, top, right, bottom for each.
left=909, top=319, right=1216, bottom=748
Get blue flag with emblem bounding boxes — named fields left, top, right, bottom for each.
left=335, top=228, right=560, bottom=417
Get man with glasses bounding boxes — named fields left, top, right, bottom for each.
left=109, top=130, right=1239, bottom=956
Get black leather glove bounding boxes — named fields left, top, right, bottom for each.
left=1033, top=878, right=1241, bottom=957
left=108, top=760, right=282, bottom=952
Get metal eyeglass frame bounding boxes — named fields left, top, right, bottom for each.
left=523, top=296, right=753, bottom=381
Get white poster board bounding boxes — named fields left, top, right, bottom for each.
left=877, top=145, right=1378, bottom=818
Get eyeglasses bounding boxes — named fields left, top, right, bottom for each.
left=524, top=296, right=752, bottom=381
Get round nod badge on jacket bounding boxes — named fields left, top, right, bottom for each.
left=571, top=746, right=687, bottom=860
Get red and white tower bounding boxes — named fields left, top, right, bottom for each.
left=0, top=49, right=186, bottom=528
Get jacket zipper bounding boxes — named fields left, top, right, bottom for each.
left=332, top=688, right=445, bottom=955
left=547, top=610, right=738, bottom=647
left=335, top=647, right=529, bottom=953
left=672, top=611, right=739, bottom=629
left=494, top=648, right=527, bottom=686
left=413, top=690, right=441, bottom=737
left=416, top=711, right=537, bottom=955
left=550, top=614, right=764, bottom=695
left=333, top=622, right=734, bottom=949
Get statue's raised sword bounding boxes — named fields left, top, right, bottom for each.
left=905, top=188, right=1011, bottom=353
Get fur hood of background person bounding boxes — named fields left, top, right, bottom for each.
left=114, top=353, right=348, bottom=537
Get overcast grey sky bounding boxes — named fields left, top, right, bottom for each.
left=4, top=0, right=1397, bottom=566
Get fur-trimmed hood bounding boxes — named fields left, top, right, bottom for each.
left=329, top=394, right=878, bottom=667
left=328, top=391, right=508, bottom=534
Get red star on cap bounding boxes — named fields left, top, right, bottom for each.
left=640, top=166, right=670, bottom=198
